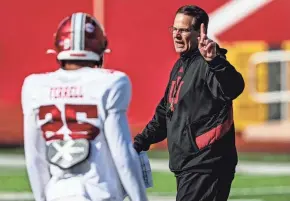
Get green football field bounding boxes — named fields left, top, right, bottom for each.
left=0, top=149, right=290, bottom=201
left=0, top=168, right=290, bottom=201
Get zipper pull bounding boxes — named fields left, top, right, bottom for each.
left=170, top=102, right=174, bottom=112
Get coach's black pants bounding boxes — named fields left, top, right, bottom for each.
left=175, top=171, right=234, bottom=201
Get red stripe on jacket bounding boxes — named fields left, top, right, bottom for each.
left=195, top=108, right=233, bottom=150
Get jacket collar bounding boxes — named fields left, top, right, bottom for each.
left=180, top=48, right=200, bottom=61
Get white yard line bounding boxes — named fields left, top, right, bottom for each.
left=229, top=200, right=262, bottom=201
left=149, top=159, right=290, bottom=175
left=230, top=186, right=290, bottom=196
left=0, top=193, right=33, bottom=201
left=1, top=155, right=290, bottom=175
left=0, top=155, right=24, bottom=168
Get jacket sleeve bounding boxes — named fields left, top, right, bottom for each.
left=133, top=67, right=177, bottom=153
left=134, top=96, right=168, bottom=153
left=206, top=54, right=245, bottom=101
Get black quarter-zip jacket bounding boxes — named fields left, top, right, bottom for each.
left=134, top=48, right=245, bottom=174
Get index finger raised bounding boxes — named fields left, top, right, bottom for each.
left=200, top=23, right=206, bottom=36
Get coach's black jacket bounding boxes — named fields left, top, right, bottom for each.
left=134, top=48, right=244, bottom=174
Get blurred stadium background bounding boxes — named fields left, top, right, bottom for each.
left=0, top=0, right=290, bottom=200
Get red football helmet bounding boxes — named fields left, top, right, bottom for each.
left=53, top=12, right=108, bottom=62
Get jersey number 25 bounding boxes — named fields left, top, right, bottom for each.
left=38, top=104, right=100, bottom=141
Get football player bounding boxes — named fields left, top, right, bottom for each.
left=21, top=12, right=148, bottom=201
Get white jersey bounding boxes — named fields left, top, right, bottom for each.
left=21, top=67, right=148, bottom=201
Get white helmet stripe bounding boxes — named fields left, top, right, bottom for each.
left=72, top=13, right=85, bottom=50
left=81, top=14, right=86, bottom=50
left=70, top=14, right=76, bottom=50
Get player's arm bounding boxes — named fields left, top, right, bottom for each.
left=21, top=76, right=51, bottom=201
left=206, top=53, right=245, bottom=101
left=104, top=75, right=148, bottom=201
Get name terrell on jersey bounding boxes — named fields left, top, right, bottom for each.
left=50, top=86, right=83, bottom=99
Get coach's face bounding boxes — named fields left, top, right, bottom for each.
left=172, top=13, right=199, bottom=54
